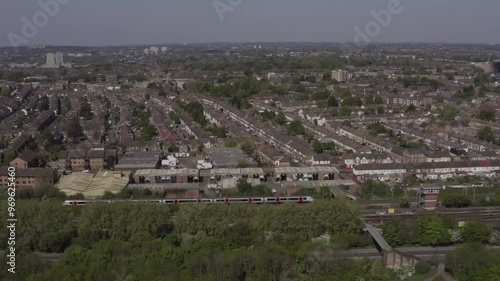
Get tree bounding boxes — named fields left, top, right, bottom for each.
left=312, top=140, right=324, bottom=154
left=0, top=136, right=9, bottom=150
left=1, top=86, right=11, bottom=97
left=80, top=100, right=93, bottom=120
left=287, top=120, right=305, bottom=136
left=341, top=96, right=363, bottom=107
left=361, top=180, right=389, bottom=199
left=66, top=118, right=84, bottom=141
left=405, top=104, right=417, bottom=112
left=446, top=243, right=500, bottom=281
left=224, top=139, right=238, bottom=148
left=415, top=216, right=449, bottom=246
left=33, top=183, right=66, bottom=199
left=169, top=112, right=181, bottom=125
left=38, top=96, right=50, bottom=111
left=322, top=72, right=331, bottom=81
left=339, top=107, right=351, bottom=117
left=237, top=159, right=249, bottom=168
left=374, top=96, right=385, bottom=105
left=442, top=195, right=471, bottom=208
left=236, top=178, right=253, bottom=195
left=167, top=144, right=179, bottom=153
left=381, top=219, right=405, bottom=246
left=275, top=112, right=287, bottom=125
left=461, top=221, right=491, bottom=244
left=439, top=107, right=459, bottom=121
left=327, top=95, right=338, bottom=107
left=477, top=109, right=496, bottom=122
left=2, top=149, right=17, bottom=165
left=240, top=139, right=256, bottom=155
left=35, top=169, right=56, bottom=187
left=477, top=126, right=496, bottom=143
left=415, top=260, right=431, bottom=274
left=102, top=190, right=116, bottom=199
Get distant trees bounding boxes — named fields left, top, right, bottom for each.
left=236, top=179, right=272, bottom=196
left=224, top=139, right=238, bottom=148
left=327, top=95, right=339, bottom=107
left=339, top=107, right=352, bottom=116
left=38, top=96, right=50, bottom=111
left=341, top=96, right=363, bottom=107
left=477, top=126, right=496, bottom=143
left=0, top=86, right=11, bottom=97
left=287, top=120, right=306, bottom=136
left=442, top=195, right=472, bottom=208
left=381, top=219, right=405, bottom=246
left=405, top=104, right=417, bottom=113
left=1, top=150, right=17, bottom=165
left=205, top=125, right=227, bottom=138
left=439, top=107, right=459, bottom=121
left=415, top=216, right=451, bottom=246
left=275, top=112, right=288, bottom=125
left=446, top=243, right=500, bottom=281
left=240, top=139, right=256, bottom=155
left=66, top=117, right=84, bottom=141
left=380, top=215, right=458, bottom=247
left=361, top=180, right=389, bottom=199
left=312, top=141, right=336, bottom=154
left=367, top=123, right=389, bottom=135
left=80, top=97, right=93, bottom=120
left=364, top=95, right=385, bottom=105
left=169, top=111, right=181, bottom=125
left=476, top=109, right=496, bottom=122
left=181, top=102, right=207, bottom=127
left=461, top=221, right=491, bottom=244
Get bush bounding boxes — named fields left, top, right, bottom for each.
left=415, top=260, right=431, bottom=274
left=442, top=195, right=471, bottom=208
left=461, top=221, right=491, bottom=244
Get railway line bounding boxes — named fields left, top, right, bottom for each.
left=363, top=207, right=500, bottom=227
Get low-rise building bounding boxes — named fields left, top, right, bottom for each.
left=9, top=150, right=38, bottom=169
left=0, top=167, right=57, bottom=188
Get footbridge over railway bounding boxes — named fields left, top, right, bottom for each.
left=363, top=223, right=418, bottom=269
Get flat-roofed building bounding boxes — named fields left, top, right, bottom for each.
left=274, top=166, right=339, bottom=182
left=56, top=170, right=131, bottom=198
left=133, top=169, right=200, bottom=184
left=115, top=151, right=161, bottom=171
left=210, top=168, right=266, bottom=181
left=204, top=148, right=257, bottom=168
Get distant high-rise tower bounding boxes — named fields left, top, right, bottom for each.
left=46, top=52, right=63, bottom=68
left=46, top=53, right=56, bottom=67
left=331, top=69, right=351, bottom=82
left=55, top=52, right=63, bottom=66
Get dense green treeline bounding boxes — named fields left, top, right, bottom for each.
left=0, top=200, right=401, bottom=281
left=381, top=216, right=499, bottom=247
left=445, top=243, right=500, bottom=281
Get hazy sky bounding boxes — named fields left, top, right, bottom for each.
left=1, top=0, right=498, bottom=47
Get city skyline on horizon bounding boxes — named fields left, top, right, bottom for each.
left=1, top=0, right=499, bottom=48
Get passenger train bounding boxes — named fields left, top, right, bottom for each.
left=63, top=196, right=314, bottom=206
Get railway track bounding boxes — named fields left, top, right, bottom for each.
left=363, top=207, right=500, bottom=227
